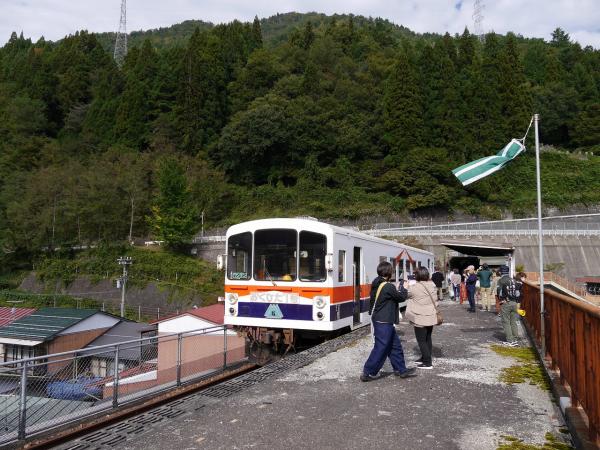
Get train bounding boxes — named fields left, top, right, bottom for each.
left=219, top=218, right=434, bottom=357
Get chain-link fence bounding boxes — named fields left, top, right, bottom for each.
left=0, top=325, right=246, bottom=445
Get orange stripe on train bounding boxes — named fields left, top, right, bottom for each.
left=225, top=284, right=371, bottom=303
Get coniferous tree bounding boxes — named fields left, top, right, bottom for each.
left=498, top=33, right=532, bottom=139
left=382, top=49, right=424, bottom=154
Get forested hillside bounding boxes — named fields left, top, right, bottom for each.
left=1, top=13, right=599, bottom=270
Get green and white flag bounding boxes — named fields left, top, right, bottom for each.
left=452, top=139, right=525, bottom=186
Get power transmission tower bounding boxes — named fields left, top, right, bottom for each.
left=114, top=0, right=127, bottom=67
left=472, top=0, right=485, bottom=42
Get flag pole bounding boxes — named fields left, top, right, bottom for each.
left=534, top=113, right=545, bottom=357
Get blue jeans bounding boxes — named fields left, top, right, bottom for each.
left=467, top=285, right=476, bottom=310
left=363, top=322, right=407, bottom=376
left=452, top=284, right=460, bottom=300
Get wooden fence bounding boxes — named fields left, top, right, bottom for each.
left=521, top=282, right=600, bottom=445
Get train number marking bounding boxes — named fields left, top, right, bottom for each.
left=264, top=304, right=284, bottom=319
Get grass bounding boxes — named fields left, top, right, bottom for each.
left=497, top=433, right=573, bottom=449
left=491, top=345, right=551, bottom=391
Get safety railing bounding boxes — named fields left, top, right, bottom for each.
left=0, top=324, right=246, bottom=445
left=366, top=228, right=600, bottom=237
left=521, top=283, right=600, bottom=446
left=524, top=272, right=589, bottom=299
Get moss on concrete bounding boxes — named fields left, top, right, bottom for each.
left=490, top=345, right=551, bottom=391
left=497, top=433, right=573, bottom=449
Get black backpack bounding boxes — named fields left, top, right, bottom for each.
left=501, top=279, right=522, bottom=301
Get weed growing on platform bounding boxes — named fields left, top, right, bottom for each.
left=497, top=433, right=572, bottom=449
left=491, top=345, right=551, bottom=391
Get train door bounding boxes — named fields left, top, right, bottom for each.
left=353, top=247, right=362, bottom=324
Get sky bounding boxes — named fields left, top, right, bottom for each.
left=1, top=0, right=600, bottom=48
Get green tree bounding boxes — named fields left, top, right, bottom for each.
left=147, top=158, right=197, bottom=247
left=382, top=49, right=423, bottom=154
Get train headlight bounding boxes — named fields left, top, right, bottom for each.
left=229, top=307, right=235, bottom=314
left=226, top=293, right=238, bottom=304
left=316, top=311, right=324, bottom=320
left=314, top=296, right=326, bottom=309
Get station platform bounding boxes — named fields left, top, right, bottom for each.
left=56, top=301, right=571, bottom=450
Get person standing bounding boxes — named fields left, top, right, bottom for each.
left=477, top=263, right=493, bottom=311
left=431, top=268, right=444, bottom=301
left=465, top=266, right=478, bottom=313
left=496, top=265, right=520, bottom=346
left=491, top=269, right=500, bottom=314
left=405, top=267, right=439, bottom=369
left=361, top=261, right=417, bottom=381
left=450, top=268, right=461, bottom=302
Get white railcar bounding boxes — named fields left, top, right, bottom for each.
left=221, top=218, right=434, bottom=346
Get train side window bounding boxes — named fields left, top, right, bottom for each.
left=299, top=231, right=327, bottom=282
left=227, top=232, right=252, bottom=280
left=338, top=250, right=346, bottom=282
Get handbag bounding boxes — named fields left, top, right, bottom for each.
left=419, top=282, right=443, bottom=326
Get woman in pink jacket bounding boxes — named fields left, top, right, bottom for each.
left=405, top=267, right=439, bottom=369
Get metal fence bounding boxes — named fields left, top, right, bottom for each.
left=521, top=283, right=600, bottom=446
left=191, top=214, right=600, bottom=243
left=0, top=325, right=246, bottom=446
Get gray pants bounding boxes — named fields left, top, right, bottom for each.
left=500, top=301, right=519, bottom=342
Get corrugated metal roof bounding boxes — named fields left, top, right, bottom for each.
left=0, top=308, right=100, bottom=342
left=0, top=307, right=36, bottom=327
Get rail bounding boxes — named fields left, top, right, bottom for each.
left=521, top=282, right=600, bottom=446
left=0, top=324, right=246, bottom=446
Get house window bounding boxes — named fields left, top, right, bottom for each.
left=4, top=344, right=35, bottom=363
left=90, top=357, right=125, bottom=378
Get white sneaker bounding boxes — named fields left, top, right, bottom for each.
left=417, top=364, right=433, bottom=369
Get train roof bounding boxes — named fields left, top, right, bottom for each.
left=226, top=218, right=433, bottom=256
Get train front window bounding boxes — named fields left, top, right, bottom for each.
left=299, top=231, right=327, bottom=282
left=254, top=229, right=297, bottom=282
left=227, top=232, right=252, bottom=280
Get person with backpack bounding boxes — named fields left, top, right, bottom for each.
left=496, top=265, right=521, bottom=346
left=361, top=261, right=417, bottom=381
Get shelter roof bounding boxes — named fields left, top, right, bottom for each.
left=441, top=241, right=514, bottom=257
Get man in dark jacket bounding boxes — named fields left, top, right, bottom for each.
left=431, top=268, right=445, bottom=301
left=361, top=261, right=417, bottom=381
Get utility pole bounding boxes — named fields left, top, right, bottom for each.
left=201, top=210, right=205, bottom=238
left=117, top=256, right=133, bottom=318
left=114, top=0, right=127, bottom=67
